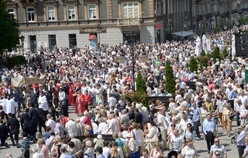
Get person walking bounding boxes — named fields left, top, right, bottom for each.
left=209, top=138, right=227, bottom=158
left=20, top=109, right=32, bottom=136
left=203, top=112, right=216, bottom=153
left=28, top=104, right=38, bottom=142
left=235, top=125, right=246, bottom=158
left=156, top=105, right=168, bottom=149
left=20, top=132, right=30, bottom=158
left=191, top=102, right=201, bottom=139
left=7, top=113, right=20, bottom=148
left=0, top=118, right=9, bottom=148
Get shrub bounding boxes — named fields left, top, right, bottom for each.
left=165, top=60, right=176, bottom=94
left=196, top=56, right=209, bottom=70
left=136, top=71, right=147, bottom=93
left=123, top=91, right=148, bottom=108
left=6, top=55, right=26, bottom=68
left=211, top=46, right=220, bottom=63
left=220, top=48, right=228, bottom=59
left=189, top=57, right=198, bottom=72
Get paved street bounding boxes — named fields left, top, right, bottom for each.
left=0, top=106, right=240, bottom=157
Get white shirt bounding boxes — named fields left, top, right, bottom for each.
left=102, top=147, right=111, bottom=158
left=65, top=120, right=78, bottom=136
left=46, top=118, right=56, bottom=131
left=180, top=118, right=193, bottom=132
left=107, top=118, right=120, bottom=134
left=2, top=98, right=18, bottom=114
left=181, top=145, right=197, bottom=158
left=97, top=122, right=108, bottom=134
left=58, top=91, right=66, bottom=101
left=32, top=152, right=45, bottom=158
left=108, top=97, right=117, bottom=108
left=38, top=95, right=49, bottom=111
left=157, top=113, right=168, bottom=131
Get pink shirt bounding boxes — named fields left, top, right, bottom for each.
left=41, top=144, right=49, bottom=158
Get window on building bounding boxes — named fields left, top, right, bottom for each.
left=88, top=4, right=96, bottom=19
left=27, top=8, right=35, bottom=22
left=7, top=8, right=15, bottom=19
left=67, top=5, right=75, bottom=20
left=48, top=35, right=56, bottom=51
left=68, top=34, right=77, bottom=48
left=47, top=6, right=55, bottom=21
left=122, top=2, right=139, bottom=18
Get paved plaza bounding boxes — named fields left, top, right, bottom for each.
left=0, top=106, right=240, bottom=158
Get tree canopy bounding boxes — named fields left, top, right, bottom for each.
left=0, top=0, right=19, bottom=54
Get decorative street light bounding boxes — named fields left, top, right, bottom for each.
left=19, top=35, right=25, bottom=55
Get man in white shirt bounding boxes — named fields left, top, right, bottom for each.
left=97, top=117, right=108, bottom=134
left=179, top=112, right=193, bottom=132
left=65, top=119, right=78, bottom=136
left=209, top=138, right=227, bottom=158
left=38, top=91, right=49, bottom=116
left=108, top=94, right=117, bottom=108
left=45, top=114, right=56, bottom=131
left=106, top=112, right=119, bottom=134
left=236, top=125, right=246, bottom=158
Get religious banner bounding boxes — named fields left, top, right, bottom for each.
left=11, top=74, right=46, bottom=87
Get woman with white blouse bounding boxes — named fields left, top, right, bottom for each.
left=181, top=138, right=198, bottom=158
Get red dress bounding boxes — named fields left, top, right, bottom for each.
left=75, top=94, right=85, bottom=115
left=68, top=84, right=76, bottom=105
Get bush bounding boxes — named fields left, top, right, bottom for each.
left=123, top=91, right=148, bottom=108
left=200, top=50, right=206, bottom=56
left=136, top=71, right=147, bottom=93
left=211, top=46, right=220, bottom=63
left=165, top=60, right=176, bottom=94
left=189, top=57, right=198, bottom=72
left=196, top=56, right=209, bottom=70
left=6, top=55, right=26, bottom=68
left=214, top=27, right=220, bottom=34
left=220, top=48, right=228, bottom=59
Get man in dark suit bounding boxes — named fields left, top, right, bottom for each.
left=0, top=118, right=9, bottom=147
left=36, top=106, right=46, bottom=134
left=28, top=104, right=38, bottom=142
left=51, top=92, right=59, bottom=120
left=7, top=113, right=20, bottom=148
left=20, top=109, right=32, bottom=136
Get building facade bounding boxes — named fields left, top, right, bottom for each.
left=6, top=0, right=164, bottom=51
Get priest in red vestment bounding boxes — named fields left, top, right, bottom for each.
left=75, top=90, right=85, bottom=115
left=68, top=83, right=76, bottom=105
left=84, top=90, right=92, bottom=110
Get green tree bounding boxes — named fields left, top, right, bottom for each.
left=211, top=46, right=220, bottom=63
left=220, top=48, right=228, bottom=59
left=136, top=71, right=147, bottom=93
left=0, top=0, right=19, bottom=54
left=165, top=60, right=176, bottom=94
left=189, top=57, right=198, bottom=72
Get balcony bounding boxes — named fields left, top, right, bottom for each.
left=117, top=18, right=142, bottom=26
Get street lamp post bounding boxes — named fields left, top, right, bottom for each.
left=118, top=28, right=148, bottom=91
left=19, top=35, right=25, bottom=55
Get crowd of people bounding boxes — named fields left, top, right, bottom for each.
left=0, top=27, right=247, bottom=158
